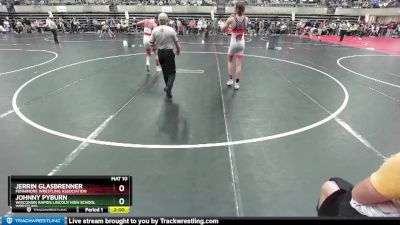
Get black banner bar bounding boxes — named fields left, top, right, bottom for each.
left=65, top=217, right=400, bottom=225
left=12, top=207, right=109, bottom=213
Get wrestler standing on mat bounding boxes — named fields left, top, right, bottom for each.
left=220, top=2, right=248, bottom=90
left=136, top=16, right=161, bottom=72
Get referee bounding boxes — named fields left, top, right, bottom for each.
left=150, top=13, right=181, bottom=99
left=339, top=21, right=348, bottom=42
left=46, top=17, right=59, bottom=44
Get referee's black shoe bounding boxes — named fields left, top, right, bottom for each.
left=164, top=87, right=172, bottom=98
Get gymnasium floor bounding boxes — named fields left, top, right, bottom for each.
left=0, top=32, right=399, bottom=217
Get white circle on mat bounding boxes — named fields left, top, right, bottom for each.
left=0, top=49, right=58, bottom=76
left=337, top=55, right=400, bottom=88
left=12, top=51, right=349, bottom=149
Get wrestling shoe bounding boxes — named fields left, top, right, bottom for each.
left=234, top=82, right=240, bottom=90
left=164, top=87, right=172, bottom=98
left=226, top=79, right=234, bottom=86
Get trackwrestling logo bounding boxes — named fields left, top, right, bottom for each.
left=2, top=216, right=64, bottom=225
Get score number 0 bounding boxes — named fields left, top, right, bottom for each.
left=119, top=179, right=128, bottom=205
left=112, top=176, right=129, bottom=205
left=118, top=185, right=125, bottom=205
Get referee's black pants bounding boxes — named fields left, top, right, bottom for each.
left=50, top=29, right=59, bottom=44
left=339, top=30, right=346, bottom=42
left=158, top=49, right=176, bottom=94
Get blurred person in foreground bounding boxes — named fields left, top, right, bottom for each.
left=317, top=152, right=400, bottom=217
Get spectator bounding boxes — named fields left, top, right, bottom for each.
left=317, top=153, right=400, bottom=217
left=0, top=24, right=5, bottom=34
left=201, top=20, right=209, bottom=43
left=397, top=24, right=400, bottom=37
left=3, top=17, right=10, bottom=32
left=387, top=21, right=396, bottom=37
left=280, top=22, right=287, bottom=34
left=174, top=19, right=178, bottom=31
left=197, top=17, right=204, bottom=34
left=189, top=19, right=196, bottom=35
left=211, top=19, right=219, bottom=35
left=115, top=21, right=121, bottom=33
left=328, top=21, right=336, bottom=35
left=316, top=21, right=325, bottom=39
left=108, top=17, right=115, bottom=32
left=31, top=20, right=37, bottom=32
left=350, top=23, right=358, bottom=36
left=372, top=23, right=380, bottom=36
left=259, top=19, right=265, bottom=35
left=132, top=17, right=138, bottom=33
left=295, top=20, right=302, bottom=35
left=36, top=19, right=45, bottom=33
left=358, top=23, right=367, bottom=39
left=254, top=19, right=259, bottom=35
left=15, top=19, right=23, bottom=34
left=85, top=16, right=90, bottom=28
left=218, top=19, right=224, bottom=34
left=70, top=17, right=79, bottom=33
left=379, top=23, right=387, bottom=37
left=392, top=22, right=398, bottom=37
left=93, top=18, right=99, bottom=33
left=178, top=22, right=184, bottom=35
left=183, top=18, right=189, bottom=35
left=99, top=21, right=115, bottom=38
left=58, top=17, right=66, bottom=33
left=121, top=19, right=129, bottom=33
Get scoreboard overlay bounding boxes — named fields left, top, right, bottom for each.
left=8, top=176, right=132, bottom=214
